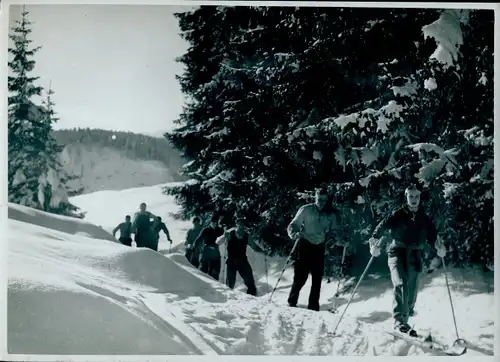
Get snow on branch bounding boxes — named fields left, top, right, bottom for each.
left=204, top=127, right=230, bottom=139
left=460, top=126, right=493, bottom=147
left=391, top=78, right=418, bottom=98
left=351, top=146, right=379, bottom=167
left=422, top=9, right=470, bottom=68
left=359, top=170, right=385, bottom=188
left=408, top=142, right=459, bottom=164
left=263, top=99, right=406, bottom=151
left=334, top=100, right=405, bottom=134
left=407, top=142, right=461, bottom=183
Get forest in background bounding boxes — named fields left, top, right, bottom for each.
left=53, top=128, right=187, bottom=181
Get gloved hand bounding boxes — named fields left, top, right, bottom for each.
left=368, top=237, right=381, bottom=257
left=168, top=238, right=173, bottom=244
left=436, top=243, right=446, bottom=258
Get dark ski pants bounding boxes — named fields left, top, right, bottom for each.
left=189, top=249, right=201, bottom=268
left=119, top=237, right=132, bottom=247
left=135, top=233, right=157, bottom=251
left=388, top=248, right=422, bottom=326
left=287, top=239, right=325, bottom=311
left=200, top=245, right=221, bottom=280
left=136, top=244, right=158, bottom=252
left=226, top=257, right=257, bottom=296
left=185, top=248, right=200, bottom=268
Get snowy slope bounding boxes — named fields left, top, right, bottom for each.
left=7, top=184, right=493, bottom=356
left=59, top=143, right=177, bottom=194
left=70, top=183, right=192, bottom=251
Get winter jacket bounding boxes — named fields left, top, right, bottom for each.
left=372, top=205, right=437, bottom=254
left=287, top=203, right=341, bottom=245
left=185, top=226, right=203, bottom=248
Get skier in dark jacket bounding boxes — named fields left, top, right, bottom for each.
left=286, top=187, right=342, bottom=311
left=185, top=216, right=203, bottom=267
left=152, top=216, right=172, bottom=252
left=132, top=202, right=156, bottom=250
left=193, top=215, right=224, bottom=280
left=220, top=216, right=266, bottom=296
left=368, top=185, right=446, bottom=336
left=113, top=215, right=133, bottom=246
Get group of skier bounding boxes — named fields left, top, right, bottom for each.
left=285, top=185, right=447, bottom=336
left=113, top=184, right=447, bottom=337
left=184, top=214, right=267, bottom=296
left=113, top=202, right=173, bottom=252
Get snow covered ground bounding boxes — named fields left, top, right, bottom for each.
left=7, top=183, right=495, bottom=357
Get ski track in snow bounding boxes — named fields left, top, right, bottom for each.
left=6, top=183, right=495, bottom=356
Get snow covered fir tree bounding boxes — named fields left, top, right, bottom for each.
left=165, top=7, right=493, bottom=272
left=8, top=9, right=81, bottom=217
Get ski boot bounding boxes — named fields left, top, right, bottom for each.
left=395, top=323, right=418, bottom=338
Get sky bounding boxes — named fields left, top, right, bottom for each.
left=8, top=4, right=192, bottom=135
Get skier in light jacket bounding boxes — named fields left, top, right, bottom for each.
left=286, top=187, right=343, bottom=311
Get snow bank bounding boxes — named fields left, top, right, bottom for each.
left=8, top=202, right=116, bottom=242
left=8, top=217, right=210, bottom=355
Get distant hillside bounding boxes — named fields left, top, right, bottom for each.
left=52, top=128, right=187, bottom=195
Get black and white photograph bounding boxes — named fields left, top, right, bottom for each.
left=2, top=1, right=495, bottom=358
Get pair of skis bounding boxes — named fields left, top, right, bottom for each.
left=386, top=329, right=467, bottom=356
left=328, top=285, right=467, bottom=356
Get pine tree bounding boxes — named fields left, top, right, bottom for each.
left=8, top=8, right=44, bottom=207
left=166, top=6, right=442, bottom=257
left=167, top=6, right=493, bottom=270
left=37, top=84, right=82, bottom=216
left=321, top=9, right=493, bottom=269
left=8, top=9, right=81, bottom=217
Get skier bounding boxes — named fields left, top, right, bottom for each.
left=112, top=215, right=133, bottom=246
left=286, top=187, right=342, bottom=311
left=220, top=216, right=266, bottom=296
left=193, top=215, right=224, bottom=280
left=152, top=216, right=173, bottom=252
left=132, top=202, right=156, bottom=250
left=368, top=185, right=446, bottom=337
left=185, top=216, right=203, bottom=267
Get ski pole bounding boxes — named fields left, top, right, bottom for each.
left=268, top=236, right=301, bottom=302
left=264, top=253, right=269, bottom=287
left=441, top=256, right=467, bottom=351
left=330, top=245, right=348, bottom=313
left=223, top=245, right=227, bottom=285
left=332, top=254, right=375, bottom=336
